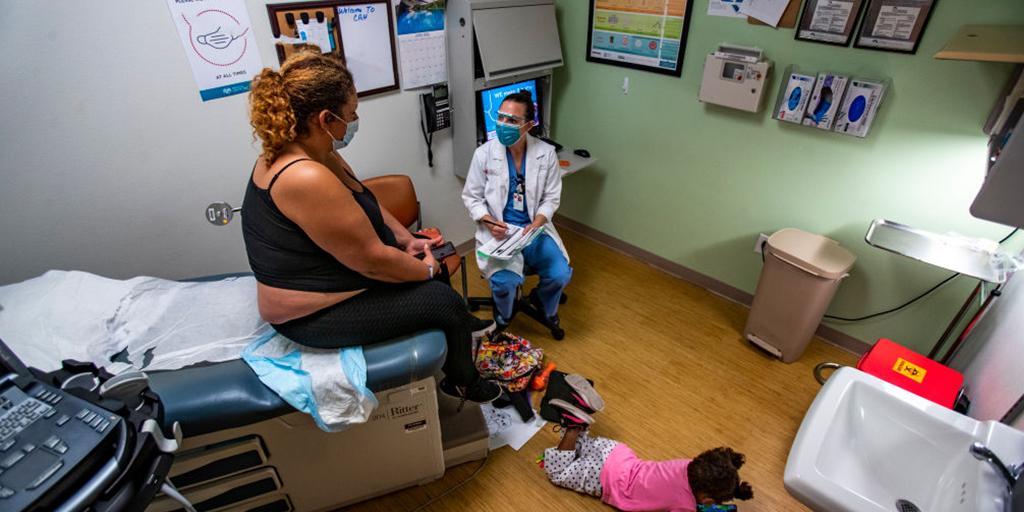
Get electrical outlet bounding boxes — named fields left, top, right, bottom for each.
left=753, top=233, right=770, bottom=254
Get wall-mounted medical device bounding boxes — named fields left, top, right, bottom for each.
left=698, top=44, right=772, bottom=113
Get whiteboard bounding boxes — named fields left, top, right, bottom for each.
left=337, top=3, right=399, bottom=95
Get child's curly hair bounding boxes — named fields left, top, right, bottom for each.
left=687, top=447, right=754, bottom=503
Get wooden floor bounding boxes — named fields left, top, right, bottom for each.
left=342, top=228, right=858, bottom=512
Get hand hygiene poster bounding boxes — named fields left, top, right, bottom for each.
left=589, top=0, right=688, bottom=72
left=166, top=0, right=263, bottom=101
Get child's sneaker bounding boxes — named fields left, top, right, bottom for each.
left=564, top=373, right=605, bottom=412
left=540, top=371, right=599, bottom=424
left=549, top=398, right=594, bottom=428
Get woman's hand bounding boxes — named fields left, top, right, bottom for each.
left=405, top=236, right=440, bottom=256
left=421, top=248, right=440, bottom=279
left=481, top=215, right=508, bottom=240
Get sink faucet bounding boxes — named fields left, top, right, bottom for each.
left=970, top=442, right=1022, bottom=491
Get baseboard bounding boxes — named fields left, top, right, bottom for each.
left=552, top=214, right=870, bottom=356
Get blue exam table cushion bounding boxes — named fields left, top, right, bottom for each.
left=149, top=329, right=447, bottom=437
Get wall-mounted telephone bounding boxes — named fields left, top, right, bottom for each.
left=421, top=83, right=451, bottom=133
left=420, top=83, right=450, bottom=167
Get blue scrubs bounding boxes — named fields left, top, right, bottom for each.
left=489, top=149, right=572, bottom=322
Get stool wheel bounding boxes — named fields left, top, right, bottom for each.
left=551, top=327, right=565, bottom=341
left=468, top=303, right=480, bottom=312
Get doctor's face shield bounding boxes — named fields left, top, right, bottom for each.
left=495, top=100, right=531, bottom=146
left=496, top=111, right=528, bottom=126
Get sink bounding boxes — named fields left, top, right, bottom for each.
left=785, top=367, right=1024, bottom=512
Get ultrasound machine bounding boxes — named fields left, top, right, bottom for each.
left=0, top=338, right=180, bottom=512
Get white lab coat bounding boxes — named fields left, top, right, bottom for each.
left=462, top=135, right=569, bottom=279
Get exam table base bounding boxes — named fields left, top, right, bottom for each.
left=145, top=377, right=454, bottom=512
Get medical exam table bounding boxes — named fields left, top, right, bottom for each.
left=144, top=331, right=488, bottom=512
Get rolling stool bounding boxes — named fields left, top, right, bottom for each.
left=460, top=262, right=568, bottom=340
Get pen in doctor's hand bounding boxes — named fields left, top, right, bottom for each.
left=481, top=217, right=509, bottom=240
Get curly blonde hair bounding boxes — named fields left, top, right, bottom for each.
left=249, top=50, right=355, bottom=163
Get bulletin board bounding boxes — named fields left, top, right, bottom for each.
left=266, top=0, right=399, bottom=97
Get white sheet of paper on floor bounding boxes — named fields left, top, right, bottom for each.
left=775, top=71, right=817, bottom=123
left=738, top=0, right=793, bottom=27
left=707, top=0, right=747, bottom=18
left=480, top=404, right=546, bottom=451
left=803, top=72, right=849, bottom=130
left=297, top=18, right=333, bottom=53
left=833, top=78, right=886, bottom=137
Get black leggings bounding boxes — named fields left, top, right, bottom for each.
left=271, top=280, right=479, bottom=386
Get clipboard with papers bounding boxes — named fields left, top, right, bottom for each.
left=477, top=225, right=543, bottom=260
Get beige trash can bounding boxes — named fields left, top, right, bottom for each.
left=744, top=228, right=856, bottom=363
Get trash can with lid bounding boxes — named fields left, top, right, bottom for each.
left=744, top=228, right=856, bottom=363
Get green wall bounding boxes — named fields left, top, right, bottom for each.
left=551, top=0, right=1024, bottom=353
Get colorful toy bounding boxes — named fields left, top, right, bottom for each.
left=530, top=361, right=557, bottom=391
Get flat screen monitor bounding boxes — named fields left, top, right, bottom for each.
left=478, top=79, right=541, bottom=142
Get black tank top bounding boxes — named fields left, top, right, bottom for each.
left=241, top=158, right=400, bottom=292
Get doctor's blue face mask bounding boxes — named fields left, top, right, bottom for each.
left=495, top=122, right=523, bottom=146
left=495, top=111, right=528, bottom=146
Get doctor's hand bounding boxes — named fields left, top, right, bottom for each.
left=405, top=236, right=440, bottom=256
left=522, top=216, right=546, bottom=236
left=481, top=216, right=508, bottom=240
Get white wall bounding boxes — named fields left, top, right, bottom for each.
left=0, top=1, right=473, bottom=285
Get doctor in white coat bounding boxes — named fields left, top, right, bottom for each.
left=462, top=90, right=571, bottom=331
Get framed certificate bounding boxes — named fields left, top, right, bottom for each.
left=586, top=0, right=695, bottom=77
left=795, top=0, right=866, bottom=46
left=854, top=0, right=938, bottom=54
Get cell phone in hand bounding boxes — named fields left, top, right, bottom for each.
left=430, top=241, right=457, bottom=260
left=415, top=241, right=457, bottom=261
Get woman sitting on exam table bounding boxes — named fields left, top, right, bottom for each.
left=462, top=90, right=571, bottom=332
left=242, top=50, right=500, bottom=404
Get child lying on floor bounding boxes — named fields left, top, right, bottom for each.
left=542, top=374, right=753, bottom=511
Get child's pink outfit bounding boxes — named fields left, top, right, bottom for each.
left=544, top=431, right=697, bottom=511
